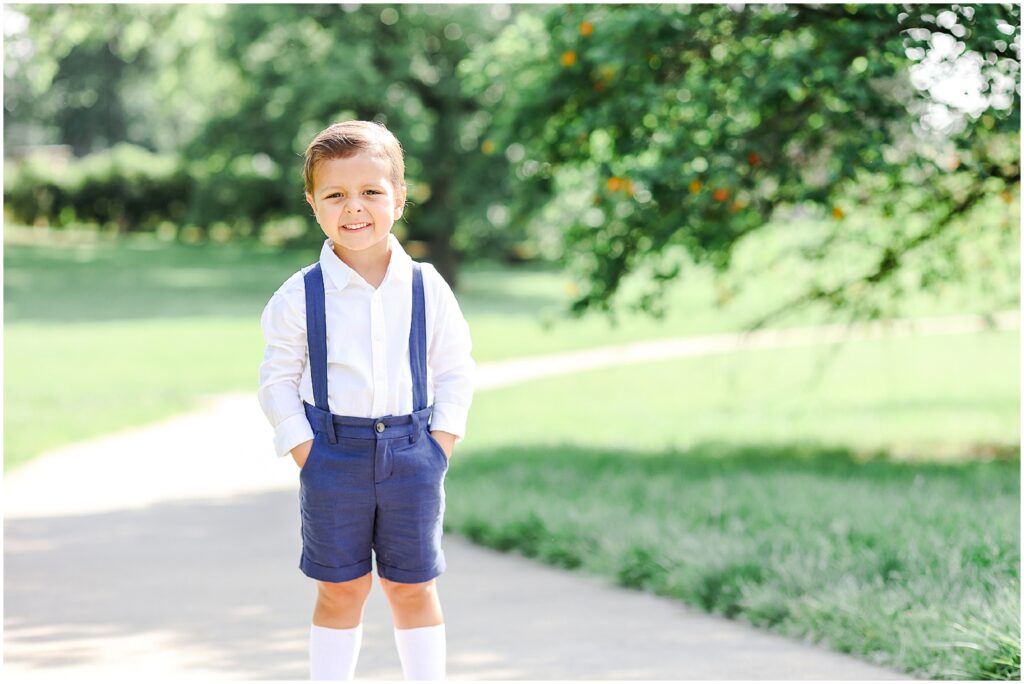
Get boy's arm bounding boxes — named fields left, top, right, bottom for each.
left=258, top=288, right=316, bottom=458
left=426, top=266, right=476, bottom=449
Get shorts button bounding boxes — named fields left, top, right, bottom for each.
left=375, top=421, right=385, bottom=433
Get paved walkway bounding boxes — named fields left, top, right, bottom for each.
left=8, top=310, right=1012, bottom=679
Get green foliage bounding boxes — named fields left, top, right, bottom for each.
left=182, top=152, right=288, bottom=238
left=3, top=143, right=191, bottom=231
left=4, top=4, right=237, bottom=155
left=4, top=3, right=1020, bottom=308
left=181, top=3, right=523, bottom=279
left=462, top=3, right=1021, bottom=320
left=2, top=144, right=309, bottom=243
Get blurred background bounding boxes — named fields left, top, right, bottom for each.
left=3, top=3, right=1020, bottom=680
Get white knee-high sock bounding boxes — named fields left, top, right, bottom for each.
left=310, top=623, right=362, bottom=680
left=393, top=623, right=446, bottom=681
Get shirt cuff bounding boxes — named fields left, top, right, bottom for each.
left=430, top=402, right=469, bottom=443
left=274, top=413, right=315, bottom=458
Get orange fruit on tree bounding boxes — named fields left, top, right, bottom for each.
left=689, top=179, right=702, bottom=193
left=561, top=50, right=577, bottom=67
left=580, top=20, right=593, bottom=36
left=713, top=187, right=729, bottom=201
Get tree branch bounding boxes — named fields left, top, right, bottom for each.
left=735, top=174, right=1003, bottom=338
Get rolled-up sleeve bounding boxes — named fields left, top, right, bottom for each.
left=258, top=284, right=315, bottom=458
left=426, top=266, right=476, bottom=443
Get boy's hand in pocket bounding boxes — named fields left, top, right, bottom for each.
left=430, top=431, right=456, bottom=460
left=291, top=439, right=314, bottom=469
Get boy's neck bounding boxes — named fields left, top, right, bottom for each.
left=332, top=239, right=392, bottom=289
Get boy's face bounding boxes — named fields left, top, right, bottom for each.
left=304, top=152, right=406, bottom=260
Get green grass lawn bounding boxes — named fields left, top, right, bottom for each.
left=460, top=328, right=1019, bottom=458
left=445, top=330, right=1020, bottom=680
left=445, top=442, right=1018, bottom=680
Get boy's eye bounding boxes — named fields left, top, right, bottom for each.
left=327, top=190, right=380, bottom=198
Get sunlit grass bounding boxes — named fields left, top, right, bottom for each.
left=446, top=331, right=1019, bottom=678
left=442, top=441, right=1019, bottom=680
left=460, top=327, right=1019, bottom=458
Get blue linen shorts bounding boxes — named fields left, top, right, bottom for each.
left=298, top=403, right=449, bottom=584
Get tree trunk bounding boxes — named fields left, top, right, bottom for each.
left=429, top=231, right=459, bottom=290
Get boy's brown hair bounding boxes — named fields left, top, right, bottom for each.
left=302, top=120, right=406, bottom=205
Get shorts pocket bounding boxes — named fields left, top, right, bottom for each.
left=299, top=432, right=324, bottom=476
left=425, top=431, right=450, bottom=470
left=391, top=432, right=449, bottom=472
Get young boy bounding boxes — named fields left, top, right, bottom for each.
left=257, top=120, right=475, bottom=681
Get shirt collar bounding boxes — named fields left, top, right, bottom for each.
left=319, top=233, right=413, bottom=292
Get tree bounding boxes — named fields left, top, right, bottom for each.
left=461, top=3, right=1020, bottom=326
left=183, top=3, right=526, bottom=286
left=3, top=4, right=228, bottom=155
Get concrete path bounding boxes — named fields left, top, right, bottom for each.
left=8, top=310, right=1009, bottom=680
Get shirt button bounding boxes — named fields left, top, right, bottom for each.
left=375, top=421, right=385, bottom=433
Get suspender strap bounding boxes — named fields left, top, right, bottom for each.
left=409, top=262, right=429, bottom=413
left=303, top=263, right=337, bottom=443
left=303, top=259, right=428, bottom=441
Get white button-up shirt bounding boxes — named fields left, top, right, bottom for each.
left=258, top=234, right=476, bottom=458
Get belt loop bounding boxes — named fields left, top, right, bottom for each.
left=319, top=411, right=338, bottom=445
left=410, top=412, right=421, bottom=443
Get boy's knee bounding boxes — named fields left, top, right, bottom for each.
left=316, top=572, right=373, bottom=604
left=378, top=576, right=436, bottom=601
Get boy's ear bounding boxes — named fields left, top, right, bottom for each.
left=305, top=192, right=316, bottom=214
left=393, top=187, right=407, bottom=221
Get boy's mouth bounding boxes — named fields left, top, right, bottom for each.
left=341, top=222, right=371, bottom=232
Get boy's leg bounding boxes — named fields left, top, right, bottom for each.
left=378, top=576, right=444, bottom=628
left=313, top=574, right=372, bottom=628
left=309, top=575, right=372, bottom=680
left=380, top=577, right=446, bottom=680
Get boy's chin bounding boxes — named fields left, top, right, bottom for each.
left=329, top=230, right=390, bottom=251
